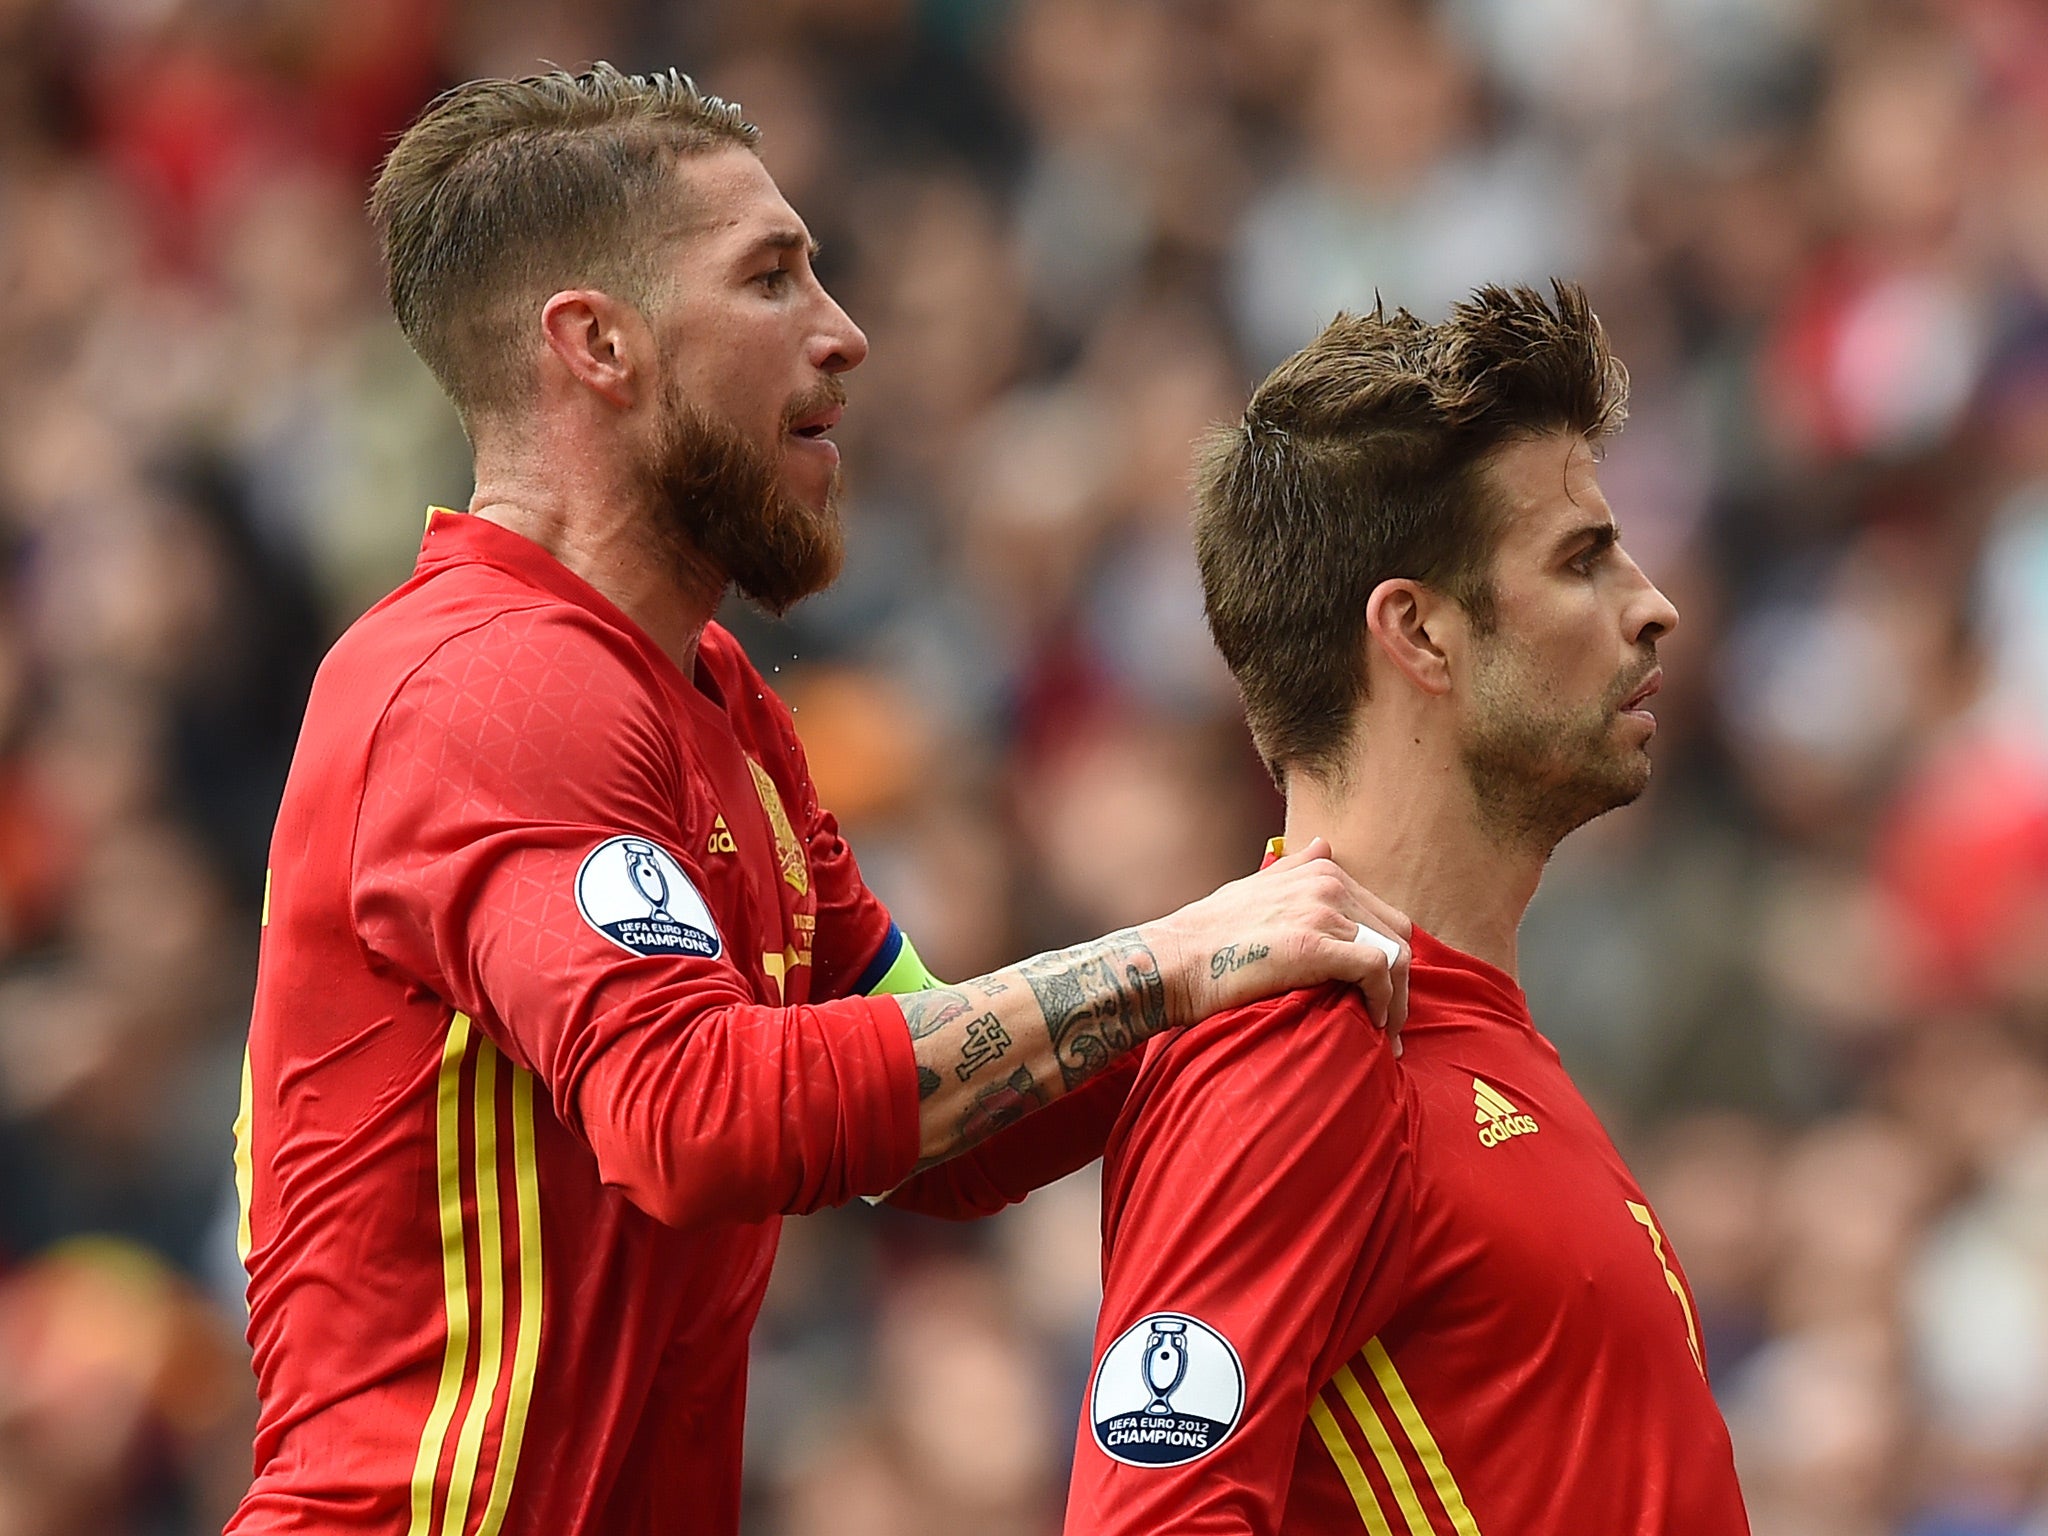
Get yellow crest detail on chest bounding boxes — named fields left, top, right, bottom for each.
left=747, top=757, right=809, bottom=894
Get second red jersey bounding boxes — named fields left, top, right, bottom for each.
left=1064, top=929, right=1751, bottom=1536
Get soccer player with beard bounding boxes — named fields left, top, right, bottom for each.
left=228, top=66, right=1413, bottom=1536
left=1063, top=286, right=1751, bottom=1536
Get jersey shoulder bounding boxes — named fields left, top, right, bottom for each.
left=1135, top=981, right=1384, bottom=1097
left=409, top=578, right=654, bottom=694
left=376, top=583, right=663, bottom=742
left=342, top=579, right=682, bottom=841
left=1110, top=983, right=1398, bottom=1180
left=317, top=558, right=651, bottom=720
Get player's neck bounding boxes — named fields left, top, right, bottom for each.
left=468, top=428, right=723, bottom=680
left=1282, top=745, right=1546, bottom=978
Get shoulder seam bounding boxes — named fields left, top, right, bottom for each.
left=343, top=599, right=595, bottom=987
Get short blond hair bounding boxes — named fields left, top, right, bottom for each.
left=369, top=63, right=757, bottom=425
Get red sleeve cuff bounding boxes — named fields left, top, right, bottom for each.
left=845, top=993, right=920, bottom=1195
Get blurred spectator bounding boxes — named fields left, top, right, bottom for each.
left=0, top=1238, right=253, bottom=1536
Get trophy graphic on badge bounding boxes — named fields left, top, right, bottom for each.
left=622, top=839, right=670, bottom=917
left=578, top=835, right=722, bottom=960
left=1142, top=1318, right=1189, bottom=1415
left=1090, top=1312, right=1245, bottom=1467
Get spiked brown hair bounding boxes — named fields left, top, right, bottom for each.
left=1194, top=281, right=1629, bottom=784
left=369, top=63, right=758, bottom=425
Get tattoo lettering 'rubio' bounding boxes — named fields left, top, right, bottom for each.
left=1208, top=941, right=1272, bottom=980
left=1018, top=929, right=1169, bottom=1093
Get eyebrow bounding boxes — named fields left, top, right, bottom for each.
left=747, top=228, right=822, bottom=261
left=1556, top=521, right=1620, bottom=558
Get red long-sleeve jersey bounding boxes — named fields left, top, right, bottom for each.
left=1064, top=928, right=1751, bottom=1536
left=229, top=511, right=1114, bottom=1536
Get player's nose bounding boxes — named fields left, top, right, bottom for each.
left=1622, top=551, right=1679, bottom=645
left=812, top=286, right=868, bottom=375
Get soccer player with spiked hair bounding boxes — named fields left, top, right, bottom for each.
left=1064, top=284, right=1750, bottom=1535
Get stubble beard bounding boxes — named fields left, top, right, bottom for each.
left=643, top=377, right=846, bottom=617
left=1458, top=635, right=1657, bottom=857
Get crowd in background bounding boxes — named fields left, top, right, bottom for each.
left=0, top=0, right=2044, bottom=1530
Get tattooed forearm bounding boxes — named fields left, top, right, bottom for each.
left=900, top=988, right=974, bottom=1041
left=1017, top=928, right=1169, bottom=1092
left=903, top=989, right=976, bottom=1104
left=1208, top=941, right=1271, bottom=979
left=955, top=1065, right=1047, bottom=1146
left=898, top=929, right=1168, bottom=1168
left=954, top=1013, right=1012, bottom=1081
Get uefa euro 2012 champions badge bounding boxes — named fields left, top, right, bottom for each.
left=576, top=835, right=723, bottom=960
left=1090, top=1313, right=1246, bottom=1467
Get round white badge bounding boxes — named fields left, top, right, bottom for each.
left=575, top=836, right=722, bottom=960
left=1089, top=1312, right=1246, bottom=1467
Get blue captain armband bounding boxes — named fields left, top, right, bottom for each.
left=852, top=923, right=946, bottom=998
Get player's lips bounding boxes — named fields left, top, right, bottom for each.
left=785, top=404, right=843, bottom=468
left=1618, top=668, right=1662, bottom=727
left=787, top=403, right=843, bottom=437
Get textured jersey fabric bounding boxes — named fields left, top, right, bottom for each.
left=231, top=510, right=919, bottom=1536
left=1064, top=928, right=1751, bottom=1536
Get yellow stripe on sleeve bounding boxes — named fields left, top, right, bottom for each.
left=475, top=1064, right=544, bottom=1536
left=408, top=1014, right=476, bottom=1536
left=242, top=868, right=268, bottom=1263
left=1332, top=1365, right=1436, bottom=1536
left=233, top=1047, right=255, bottom=1264
left=441, top=1038, right=507, bottom=1536
left=1362, top=1340, right=1482, bottom=1536
left=1310, top=1393, right=1396, bottom=1536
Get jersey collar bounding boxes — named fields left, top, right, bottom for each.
left=1260, top=835, right=1532, bottom=1024
left=415, top=506, right=709, bottom=698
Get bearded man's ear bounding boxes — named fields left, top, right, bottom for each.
left=539, top=290, right=648, bottom=410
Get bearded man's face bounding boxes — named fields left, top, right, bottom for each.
left=1458, top=625, right=1657, bottom=851
left=1450, top=432, right=1678, bottom=853
left=634, top=145, right=866, bottom=612
left=643, top=373, right=845, bottom=615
